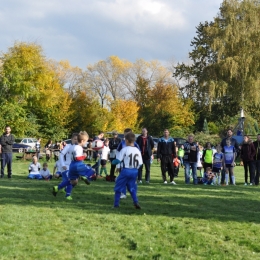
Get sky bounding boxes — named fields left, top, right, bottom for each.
left=0, top=0, right=223, bottom=68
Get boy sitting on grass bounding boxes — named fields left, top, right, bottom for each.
left=52, top=131, right=94, bottom=200
left=28, top=156, right=42, bottom=179
left=112, top=132, right=143, bottom=209
left=202, top=167, right=215, bottom=185
left=40, top=162, right=52, bottom=181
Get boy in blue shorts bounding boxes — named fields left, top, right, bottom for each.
left=113, top=132, right=143, bottom=209
left=212, top=145, right=223, bottom=185
left=52, top=131, right=94, bottom=200
left=223, top=138, right=236, bottom=185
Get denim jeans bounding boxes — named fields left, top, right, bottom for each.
left=184, top=162, right=197, bottom=184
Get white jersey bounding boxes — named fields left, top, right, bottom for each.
left=116, top=146, right=143, bottom=169
left=70, top=144, right=85, bottom=161
left=59, top=144, right=74, bottom=168
left=29, top=162, right=41, bottom=175
left=40, top=169, right=51, bottom=177
left=101, top=146, right=110, bottom=160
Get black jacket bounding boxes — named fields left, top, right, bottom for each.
left=253, top=141, right=260, bottom=160
left=157, top=137, right=176, bottom=159
left=136, top=135, right=154, bottom=159
left=0, top=134, right=15, bottom=153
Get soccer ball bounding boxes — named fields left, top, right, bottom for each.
left=91, top=140, right=104, bottom=151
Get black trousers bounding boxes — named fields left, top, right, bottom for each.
left=243, top=160, right=255, bottom=184
left=254, top=160, right=260, bottom=185
left=110, top=157, right=116, bottom=177
left=138, top=158, right=151, bottom=182
left=161, top=155, right=174, bottom=182
left=1, top=153, right=12, bottom=178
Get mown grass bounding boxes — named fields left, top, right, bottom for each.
left=0, top=156, right=260, bottom=259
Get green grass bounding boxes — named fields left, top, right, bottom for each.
left=0, top=157, right=260, bottom=259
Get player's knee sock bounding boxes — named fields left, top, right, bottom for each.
left=114, top=191, right=121, bottom=207
left=218, top=175, right=221, bottom=184
left=66, top=184, right=73, bottom=197
left=231, top=175, right=235, bottom=185
left=225, top=174, right=229, bottom=185
left=129, top=189, right=138, bottom=204
left=99, top=168, right=103, bottom=175
left=104, top=168, right=107, bottom=175
left=58, top=180, right=70, bottom=190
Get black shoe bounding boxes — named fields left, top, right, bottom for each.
left=134, top=203, right=141, bottom=209
left=0, top=175, right=4, bottom=178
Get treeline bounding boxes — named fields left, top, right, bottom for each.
left=0, top=0, right=260, bottom=139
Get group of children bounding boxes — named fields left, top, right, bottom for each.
left=28, top=156, right=52, bottom=180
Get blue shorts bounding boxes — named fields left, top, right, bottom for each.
left=114, top=168, right=138, bottom=193
left=69, top=161, right=95, bottom=180
left=28, top=174, right=42, bottom=180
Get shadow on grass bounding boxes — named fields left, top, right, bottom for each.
left=0, top=175, right=260, bottom=223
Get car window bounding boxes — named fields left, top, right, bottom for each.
left=23, top=139, right=27, bottom=143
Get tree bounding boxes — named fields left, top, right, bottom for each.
left=174, top=0, right=260, bottom=127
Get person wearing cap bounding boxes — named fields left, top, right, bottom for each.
left=109, top=131, right=121, bottom=180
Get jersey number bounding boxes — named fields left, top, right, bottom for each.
left=128, top=154, right=139, bottom=168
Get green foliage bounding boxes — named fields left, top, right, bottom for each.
left=194, top=132, right=221, bottom=146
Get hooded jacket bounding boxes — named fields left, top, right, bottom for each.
left=241, top=140, right=256, bottom=162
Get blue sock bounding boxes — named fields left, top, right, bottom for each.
left=66, top=184, right=73, bottom=197
left=114, top=191, right=121, bottom=207
left=58, top=180, right=70, bottom=190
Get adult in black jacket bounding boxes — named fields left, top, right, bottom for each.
left=136, top=128, right=154, bottom=183
left=108, top=131, right=121, bottom=179
left=0, top=125, right=15, bottom=178
left=157, top=129, right=176, bottom=184
left=253, top=134, right=260, bottom=185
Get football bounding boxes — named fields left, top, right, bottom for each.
left=91, top=139, right=104, bottom=151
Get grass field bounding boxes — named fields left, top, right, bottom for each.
left=1, top=157, right=260, bottom=260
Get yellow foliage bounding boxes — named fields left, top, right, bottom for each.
left=109, top=99, right=139, bottom=133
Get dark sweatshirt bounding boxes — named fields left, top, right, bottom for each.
left=241, top=140, right=256, bottom=162
left=0, top=134, right=15, bottom=153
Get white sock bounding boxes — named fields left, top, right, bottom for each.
left=218, top=175, right=221, bottom=185
left=231, top=175, right=235, bottom=185
left=225, top=174, right=229, bottom=185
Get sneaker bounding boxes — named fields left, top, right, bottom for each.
left=171, top=181, right=177, bottom=185
left=81, top=176, right=90, bottom=185
left=120, top=194, right=127, bottom=199
left=61, top=188, right=66, bottom=193
left=244, top=183, right=248, bottom=186
left=52, top=186, right=58, bottom=197
left=250, top=183, right=253, bottom=186
left=164, top=181, right=167, bottom=184
left=139, top=180, right=142, bottom=184
left=134, top=203, right=141, bottom=209
left=66, top=196, right=73, bottom=200
left=146, top=181, right=149, bottom=184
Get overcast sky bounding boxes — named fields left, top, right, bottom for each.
left=0, top=0, right=223, bottom=68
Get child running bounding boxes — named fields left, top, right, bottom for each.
left=52, top=131, right=94, bottom=200
left=212, top=145, right=224, bottom=185
left=100, top=138, right=110, bottom=177
left=112, top=132, right=143, bottom=209
left=223, top=138, right=236, bottom=185
left=40, top=162, right=52, bottom=181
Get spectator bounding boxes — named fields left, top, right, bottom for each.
left=40, top=162, right=52, bottom=181
left=108, top=131, right=121, bottom=180
left=35, top=138, right=41, bottom=160
left=177, top=145, right=184, bottom=167
left=223, top=138, right=236, bottom=185
left=0, top=125, right=15, bottom=178
left=53, top=141, right=60, bottom=161
left=253, top=134, right=260, bottom=185
left=197, top=145, right=203, bottom=177
left=157, top=129, right=176, bottom=184
left=202, top=142, right=214, bottom=172
left=136, top=128, right=154, bottom=184
left=241, top=135, right=256, bottom=185
left=93, top=131, right=104, bottom=177
left=183, top=134, right=198, bottom=184
left=202, top=167, right=215, bottom=185
left=220, top=129, right=239, bottom=184
left=44, top=140, right=52, bottom=162
left=28, top=156, right=42, bottom=179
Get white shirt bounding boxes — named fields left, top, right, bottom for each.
left=54, top=160, right=63, bottom=173
left=29, top=162, right=41, bottom=175
left=101, top=146, right=110, bottom=160
left=59, top=144, right=73, bottom=168
left=71, top=144, right=85, bottom=161
left=40, top=169, right=51, bottom=177
left=116, top=146, right=143, bottom=169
